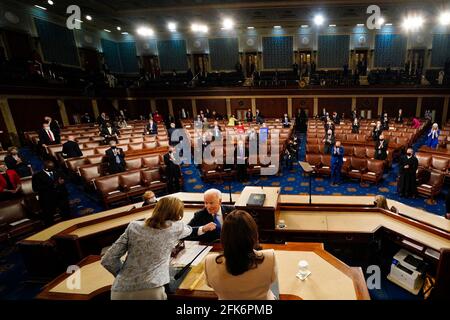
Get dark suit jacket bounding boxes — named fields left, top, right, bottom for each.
left=62, top=141, right=83, bottom=158
left=49, top=121, right=61, bottom=136
left=38, top=128, right=59, bottom=145
left=32, top=170, right=68, bottom=205
left=187, top=205, right=235, bottom=243
left=164, top=152, right=181, bottom=177
left=101, top=126, right=120, bottom=138
left=105, top=147, right=126, bottom=173
left=375, top=140, right=389, bottom=160
left=145, top=122, right=158, bottom=135
left=97, top=116, right=107, bottom=128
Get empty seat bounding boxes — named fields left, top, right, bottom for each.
left=80, top=165, right=102, bottom=186
left=366, top=148, right=375, bottom=159
left=120, top=171, right=147, bottom=198
left=84, top=142, right=100, bottom=149
left=142, top=169, right=167, bottom=193
left=353, top=146, right=367, bottom=158
left=66, top=158, right=88, bottom=173
left=158, top=140, right=170, bottom=147
left=362, top=159, right=384, bottom=184
left=142, top=155, right=160, bottom=169
left=129, top=143, right=143, bottom=151
left=431, top=157, right=449, bottom=173
left=317, top=155, right=331, bottom=176
left=125, top=158, right=143, bottom=171
left=131, top=137, right=144, bottom=143
left=87, top=155, right=104, bottom=165
left=95, top=175, right=128, bottom=208
left=306, top=144, right=320, bottom=154
left=347, top=157, right=367, bottom=180
left=306, top=154, right=321, bottom=171
left=144, top=141, right=157, bottom=149
left=417, top=172, right=445, bottom=200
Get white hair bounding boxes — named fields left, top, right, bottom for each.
left=432, top=123, right=439, bottom=129
left=204, top=188, right=222, bottom=200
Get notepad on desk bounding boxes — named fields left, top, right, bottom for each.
left=171, top=241, right=212, bottom=267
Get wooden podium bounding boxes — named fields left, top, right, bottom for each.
left=234, top=186, right=280, bottom=230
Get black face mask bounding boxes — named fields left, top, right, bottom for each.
left=111, top=146, right=117, bottom=149
left=407, top=153, right=412, bottom=156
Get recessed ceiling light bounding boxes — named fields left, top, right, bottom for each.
left=168, top=22, right=177, bottom=32
left=47, top=0, right=54, bottom=5
left=104, top=29, right=111, bottom=33
left=86, top=15, right=92, bottom=21
left=34, top=5, right=47, bottom=10
left=247, top=26, right=254, bottom=29
left=191, top=24, right=208, bottom=33
left=273, top=25, right=281, bottom=29
left=137, top=26, right=154, bottom=36
left=222, top=18, right=234, bottom=30
left=329, top=24, right=336, bottom=27
left=116, top=26, right=121, bottom=31
left=314, top=14, right=325, bottom=26
left=439, top=12, right=450, bottom=25
left=301, top=25, right=309, bottom=28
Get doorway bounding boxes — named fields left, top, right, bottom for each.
left=191, top=54, right=208, bottom=77
left=141, top=55, right=159, bottom=77
left=354, top=50, right=368, bottom=76
left=407, top=49, right=425, bottom=76
left=297, top=50, right=312, bottom=77
left=244, top=52, right=258, bottom=77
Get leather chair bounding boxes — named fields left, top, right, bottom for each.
left=117, top=138, right=131, bottom=144
left=357, top=135, right=367, bottom=142
left=0, top=200, right=43, bottom=242
left=200, top=163, right=223, bottom=182
left=82, top=148, right=96, bottom=156
left=362, top=159, right=384, bottom=184
left=306, top=153, right=322, bottom=171
left=347, top=157, right=367, bottom=180
left=131, top=137, right=144, bottom=143
left=129, top=143, right=144, bottom=151
left=353, top=146, right=367, bottom=158
left=144, top=141, right=157, bottom=149
left=142, top=155, right=160, bottom=169
left=120, top=171, right=148, bottom=198
left=144, top=136, right=156, bottom=142
left=158, top=140, right=170, bottom=147
left=141, top=169, right=168, bottom=193
left=79, top=164, right=103, bottom=187
left=126, top=158, right=143, bottom=171
left=66, top=158, right=88, bottom=173
left=95, top=175, right=128, bottom=208
left=76, top=137, right=90, bottom=143
left=417, top=172, right=445, bottom=200
left=95, top=146, right=110, bottom=154
left=346, top=133, right=358, bottom=143
left=415, top=153, right=432, bottom=182
left=20, top=177, right=40, bottom=215
left=366, top=148, right=375, bottom=159
left=317, top=155, right=331, bottom=176
left=306, top=144, right=320, bottom=154
left=396, top=137, right=409, bottom=146
left=431, top=157, right=449, bottom=173
left=87, top=155, right=104, bottom=165
left=344, top=146, right=353, bottom=157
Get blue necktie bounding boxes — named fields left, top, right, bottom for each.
left=213, top=214, right=221, bottom=235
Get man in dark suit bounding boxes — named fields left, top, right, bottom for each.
left=62, top=135, right=83, bottom=158
left=105, top=140, right=126, bottom=174
left=44, top=116, right=61, bottom=141
left=282, top=113, right=290, bottom=128
left=38, top=122, right=59, bottom=147
left=81, top=113, right=92, bottom=124
left=97, top=112, right=108, bottom=129
left=164, top=146, right=181, bottom=193
left=395, top=109, right=404, bottom=124
left=331, top=141, right=345, bottom=186
left=145, top=119, right=158, bottom=135
left=372, top=121, right=383, bottom=141
left=32, top=160, right=70, bottom=226
left=187, top=189, right=235, bottom=243
left=374, top=134, right=388, bottom=160
left=398, top=147, right=418, bottom=198
left=245, top=109, right=253, bottom=123
left=101, top=122, right=119, bottom=144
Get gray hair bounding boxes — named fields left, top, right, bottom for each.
left=204, top=188, right=222, bottom=200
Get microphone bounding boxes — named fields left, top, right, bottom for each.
left=173, top=238, right=221, bottom=280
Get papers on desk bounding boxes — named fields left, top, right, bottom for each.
left=171, top=241, right=212, bottom=267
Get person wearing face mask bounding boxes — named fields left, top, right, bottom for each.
left=97, top=112, right=108, bottom=129
left=32, top=160, right=70, bottom=226
left=164, top=146, right=181, bottom=193
left=425, top=123, right=440, bottom=149
left=398, top=147, right=418, bottom=198
left=5, top=147, right=32, bottom=177
left=44, top=116, right=61, bottom=141
left=380, top=113, right=389, bottom=131
left=372, top=121, right=383, bottom=141
left=322, top=129, right=335, bottom=155
left=0, top=164, right=22, bottom=201
left=105, top=140, right=126, bottom=174
left=141, top=191, right=157, bottom=207
left=101, top=122, right=120, bottom=144
left=395, top=109, right=404, bottom=124
left=38, top=122, right=59, bottom=147
left=186, top=189, right=234, bottom=243
left=374, top=134, right=388, bottom=160
left=330, top=141, right=344, bottom=186
left=352, top=117, right=360, bottom=134
left=145, top=119, right=158, bottom=135
left=324, top=120, right=335, bottom=133
left=331, top=112, right=340, bottom=125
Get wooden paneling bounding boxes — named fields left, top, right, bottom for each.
left=422, top=97, right=444, bottom=121
left=8, top=99, right=60, bottom=134
left=382, top=97, right=417, bottom=118
left=256, top=98, right=288, bottom=118
left=356, top=97, right=378, bottom=118
left=293, top=98, right=313, bottom=117
left=196, top=99, right=227, bottom=118
left=172, top=99, right=193, bottom=119
left=120, top=100, right=151, bottom=120
left=96, top=99, right=116, bottom=117
left=64, top=99, right=93, bottom=124
left=230, top=98, right=251, bottom=117
left=318, top=98, right=352, bottom=118
left=155, top=99, right=170, bottom=121
left=0, top=108, right=9, bottom=148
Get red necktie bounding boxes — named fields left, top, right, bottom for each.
left=47, top=130, right=54, bottom=142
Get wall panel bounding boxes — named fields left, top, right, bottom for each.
left=256, top=98, right=288, bottom=118
left=318, top=98, right=352, bottom=117
left=8, top=98, right=60, bottom=133
left=293, top=98, right=313, bottom=117
left=382, top=97, right=417, bottom=118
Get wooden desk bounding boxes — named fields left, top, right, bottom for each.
left=37, top=242, right=369, bottom=300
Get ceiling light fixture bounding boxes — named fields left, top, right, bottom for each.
left=85, top=15, right=92, bottom=21
left=47, top=0, right=54, bottom=5
left=34, top=5, right=47, bottom=10
left=314, top=14, right=325, bottom=26
left=137, top=26, right=154, bottom=36
left=168, top=22, right=177, bottom=32
left=439, top=12, right=450, bottom=25
left=104, top=29, right=111, bottom=33
left=222, top=18, right=234, bottom=30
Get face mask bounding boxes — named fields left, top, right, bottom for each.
left=407, top=153, right=412, bottom=156
left=111, top=146, right=116, bottom=149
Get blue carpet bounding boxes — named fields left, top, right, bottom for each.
left=181, top=132, right=448, bottom=217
